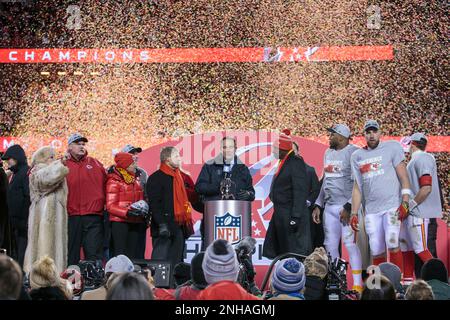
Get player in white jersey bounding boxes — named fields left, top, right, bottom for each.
left=400, top=133, right=443, bottom=282
left=350, top=120, right=412, bottom=273
left=312, top=124, right=363, bottom=292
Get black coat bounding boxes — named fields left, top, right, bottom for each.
left=194, top=154, right=255, bottom=203
left=0, top=166, right=11, bottom=251
left=305, top=163, right=320, bottom=207
left=147, top=170, right=179, bottom=238
left=304, top=276, right=327, bottom=300
left=263, top=152, right=312, bottom=259
left=29, top=287, right=67, bottom=300
left=2, top=145, right=30, bottom=231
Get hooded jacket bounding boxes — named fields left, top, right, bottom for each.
left=2, top=145, right=30, bottom=230
left=0, top=164, right=10, bottom=250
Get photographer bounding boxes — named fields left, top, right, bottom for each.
left=174, top=252, right=208, bottom=300
left=235, top=237, right=261, bottom=295
left=304, top=247, right=329, bottom=300
left=360, top=275, right=396, bottom=300
left=198, top=239, right=260, bottom=300
left=81, top=254, right=134, bottom=300
left=106, top=153, right=148, bottom=259
left=268, top=258, right=306, bottom=300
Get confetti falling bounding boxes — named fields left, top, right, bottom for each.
left=0, top=1, right=448, bottom=205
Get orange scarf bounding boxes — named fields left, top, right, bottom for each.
left=274, top=149, right=293, bottom=178
left=160, top=162, right=193, bottom=225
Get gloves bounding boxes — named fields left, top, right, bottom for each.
left=350, top=214, right=359, bottom=232
left=397, top=201, right=409, bottom=222
left=289, top=217, right=301, bottom=233
left=158, top=223, right=171, bottom=238
left=236, top=190, right=254, bottom=201
left=127, top=208, right=146, bottom=218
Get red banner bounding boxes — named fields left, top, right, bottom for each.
left=0, top=46, right=394, bottom=64
left=1, top=135, right=449, bottom=154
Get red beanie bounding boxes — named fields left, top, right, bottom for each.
left=114, top=152, right=134, bottom=169
left=277, top=129, right=293, bottom=151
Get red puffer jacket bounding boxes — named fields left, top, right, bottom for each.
left=106, top=168, right=144, bottom=223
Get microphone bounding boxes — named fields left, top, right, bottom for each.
left=235, top=236, right=257, bottom=255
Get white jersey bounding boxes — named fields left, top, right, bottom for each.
left=351, top=140, right=405, bottom=215
left=407, top=151, right=442, bottom=218
left=315, top=144, right=359, bottom=207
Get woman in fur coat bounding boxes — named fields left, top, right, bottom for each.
left=23, top=146, right=69, bottom=274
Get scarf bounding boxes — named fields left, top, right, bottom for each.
left=274, top=149, right=294, bottom=178
left=116, top=167, right=135, bottom=184
left=160, top=162, right=193, bottom=225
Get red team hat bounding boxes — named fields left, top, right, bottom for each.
left=277, top=129, right=293, bottom=151
left=114, top=152, right=134, bottom=169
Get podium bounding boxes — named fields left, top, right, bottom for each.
left=203, top=200, right=252, bottom=247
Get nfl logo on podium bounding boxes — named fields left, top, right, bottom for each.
left=214, top=212, right=242, bottom=245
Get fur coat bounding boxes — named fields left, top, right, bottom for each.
left=23, top=160, right=69, bottom=274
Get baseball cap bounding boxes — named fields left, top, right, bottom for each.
left=327, top=124, right=351, bottom=139
left=122, top=144, right=142, bottom=154
left=363, top=120, right=380, bottom=132
left=68, top=133, right=88, bottom=145
left=379, top=262, right=403, bottom=293
left=105, top=255, right=135, bottom=274
left=409, top=132, right=427, bottom=142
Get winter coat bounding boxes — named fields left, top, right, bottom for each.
left=263, top=152, right=312, bottom=259
left=3, top=145, right=30, bottom=231
left=29, top=286, right=67, bottom=300
left=305, top=163, right=320, bottom=207
left=153, top=288, right=176, bottom=300
left=0, top=166, right=11, bottom=251
left=174, top=284, right=204, bottom=300
left=304, top=276, right=327, bottom=300
left=147, top=169, right=180, bottom=238
left=23, top=160, right=69, bottom=274
left=106, top=168, right=145, bottom=224
left=66, top=153, right=106, bottom=217
left=195, top=154, right=255, bottom=203
left=198, top=281, right=260, bottom=300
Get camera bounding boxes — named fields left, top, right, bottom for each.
left=235, top=237, right=261, bottom=296
left=78, top=260, right=105, bottom=291
left=325, top=253, right=358, bottom=300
